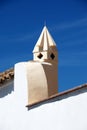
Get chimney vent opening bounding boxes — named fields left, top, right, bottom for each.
left=37, top=53, right=43, bottom=59
left=50, top=53, right=55, bottom=60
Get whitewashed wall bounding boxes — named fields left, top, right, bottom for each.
left=0, top=62, right=87, bottom=130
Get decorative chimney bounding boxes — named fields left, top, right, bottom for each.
left=26, top=26, right=58, bottom=105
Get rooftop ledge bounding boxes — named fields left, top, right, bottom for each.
left=26, top=83, right=87, bottom=110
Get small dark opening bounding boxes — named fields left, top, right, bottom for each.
left=37, top=53, right=43, bottom=59
left=50, top=53, right=55, bottom=60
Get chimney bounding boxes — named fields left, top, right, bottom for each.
left=26, top=26, right=58, bottom=105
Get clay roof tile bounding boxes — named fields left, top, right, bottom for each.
left=0, top=68, right=14, bottom=87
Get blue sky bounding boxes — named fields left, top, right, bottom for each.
left=0, top=0, right=87, bottom=92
